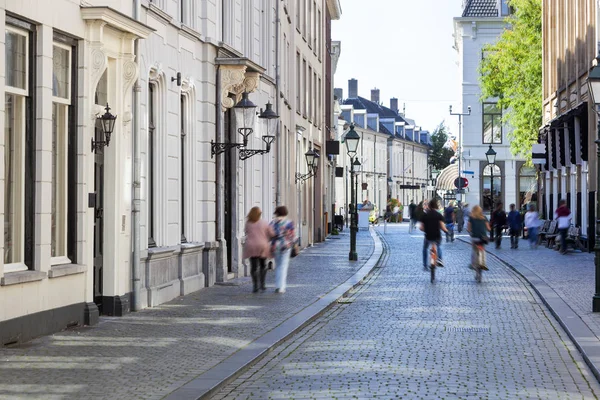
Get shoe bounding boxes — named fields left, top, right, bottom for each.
left=423, top=265, right=429, bottom=271
left=275, top=288, right=286, bottom=293
left=253, top=287, right=259, bottom=293
left=437, top=259, right=444, bottom=267
left=468, top=264, right=474, bottom=270
left=480, top=264, right=489, bottom=271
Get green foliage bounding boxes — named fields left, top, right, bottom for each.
left=429, top=122, right=455, bottom=171
left=479, top=0, right=542, bottom=162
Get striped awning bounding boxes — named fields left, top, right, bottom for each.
left=436, top=164, right=459, bottom=191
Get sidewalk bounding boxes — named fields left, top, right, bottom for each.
left=0, top=229, right=381, bottom=400
left=461, top=233, right=600, bottom=382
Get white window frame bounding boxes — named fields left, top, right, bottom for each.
left=51, top=43, right=72, bottom=265
left=4, top=26, right=29, bottom=273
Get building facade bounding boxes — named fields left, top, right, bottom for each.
left=541, top=0, right=597, bottom=249
left=0, top=0, right=339, bottom=344
left=334, top=79, right=430, bottom=220
left=454, top=0, right=527, bottom=212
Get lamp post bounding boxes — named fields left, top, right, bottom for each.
left=450, top=105, right=471, bottom=201
left=586, top=62, right=600, bottom=311
left=345, top=124, right=361, bottom=261
left=486, top=144, right=497, bottom=238
left=431, top=169, right=440, bottom=201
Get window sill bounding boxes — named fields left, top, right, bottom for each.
left=48, top=264, right=86, bottom=279
left=1, top=270, right=47, bottom=286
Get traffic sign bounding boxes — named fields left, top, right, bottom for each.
left=462, top=170, right=475, bottom=175
left=454, top=177, right=469, bottom=188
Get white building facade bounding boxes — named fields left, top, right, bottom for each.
left=0, top=0, right=337, bottom=344
left=454, top=0, right=529, bottom=212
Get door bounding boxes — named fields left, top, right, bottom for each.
left=93, top=124, right=104, bottom=312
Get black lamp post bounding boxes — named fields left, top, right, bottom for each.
left=92, top=103, right=117, bottom=153
left=431, top=169, right=440, bottom=200
left=486, top=144, right=497, bottom=237
left=345, top=124, right=361, bottom=261
left=586, top=62, right=600, bottom=311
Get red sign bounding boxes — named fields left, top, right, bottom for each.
left=454, top=177, right=469, bottom=188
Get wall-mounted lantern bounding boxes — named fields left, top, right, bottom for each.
left=295, top=148, right=320, bottom=183
left=239, top=102, right=279, bottom=160
left=92, top=103, right=117, bottom=153
left=211, top=92, right=257, bottom=157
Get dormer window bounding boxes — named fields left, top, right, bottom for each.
left=500, top=0, right=512, bottom=16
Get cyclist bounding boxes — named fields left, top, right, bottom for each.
left=443, top=201, right=456, bottom=242
left=467, top=205, right=491, bottom=270
left=420, top=199, right=449, bottom=270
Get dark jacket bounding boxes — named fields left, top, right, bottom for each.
left=507, top=210, right=522, bottom=231
left=491, top=209, right=507, bottom=227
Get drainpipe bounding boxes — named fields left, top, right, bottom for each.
left=275, top=1, right=281, bottom=205
left=131, top=0, right=142, bottom=311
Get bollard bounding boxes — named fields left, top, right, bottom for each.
left=384, top=216, right=387, bottom=234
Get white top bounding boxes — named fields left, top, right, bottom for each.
left=524, top=211, right=541, bottom=228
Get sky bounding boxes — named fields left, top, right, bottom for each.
left=332, top=0, right=465, bottom=137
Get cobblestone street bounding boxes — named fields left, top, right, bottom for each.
left=213, top=225, right=600, bottom=399
left=0, top=230, right=374, bottom=400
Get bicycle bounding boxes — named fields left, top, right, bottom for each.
left=429, top=242, right=438, bottom=283
left=471, top=240, right=488, bottom=283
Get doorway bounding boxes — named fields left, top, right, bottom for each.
left=224, top=109, right=233, bottom=273
left=93, top=122, right=104, bottom=312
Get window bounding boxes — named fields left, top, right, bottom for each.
left=354, top=114, right=365, bottom=128
left=148, top=83, right=156, bottom=247
left=180, top=95, right=187, bottom=243
left=308, top=66, right=312, bottom=121
left=483, top=164, right=502, bottom=211
left=5, top=23, right=34, bottom=272
left=317, top=8, right=321, bottom=56
left=296, top=0, right=301, bottom=32
left=318, top=77, right=322, bottom=127
left=51, top=43, right=71, bottom=262
left=313, top=1, right=317, bottom=51
left=313, top=71, right=317, bottom=125
left=500, top=0, right=512, bottom=16
left=303, top=59, right=307, bottom=117
left=296, top=52, right=301, bottom=114
left=519, top=165, right=537, bottom=208
left=482, top=102, right=502, bottom=144
left=307, top=0, right=312, bottom=46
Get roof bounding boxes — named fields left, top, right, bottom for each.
left=462, top=0, right=498, bottom=17
left=342, top=96, right=407, bottom=123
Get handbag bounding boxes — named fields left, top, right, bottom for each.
left=290, top=242, right=299, bottom=258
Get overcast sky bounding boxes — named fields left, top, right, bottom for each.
left=332, top=0, right=465, bottom=137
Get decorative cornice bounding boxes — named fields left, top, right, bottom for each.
left=81, top=6, right=155, bottom=38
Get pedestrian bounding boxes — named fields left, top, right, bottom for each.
left=554, top=199, right=572, bottom=255
left=524, top=204, right=541, bottom=248
left=408, top=200, right=417, bottom=233
left=456, top=203, right=465, bottom=233
left=507, top=203, right=522, bottom=249
left=491, top=202, right=507, bottom=249
left=392, top=204, right=400, bottom=223
left=462, top=203, right=471, bottom=230
left=243, top=207, right=275, bottom=293
left=270, top=206, right=296, bottom=293
left=419, top=198, right=449, bottom=270
left=443, top=201, right=456, bottom=242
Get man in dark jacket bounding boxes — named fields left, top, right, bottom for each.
left=491, top=202, right=507, bottom=249
left=507, top=203, right=522, bottom=249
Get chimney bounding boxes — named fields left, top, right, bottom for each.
left=390, top=98, right=399, bottom=113
left=334, top=88, right=343, bottom=101
left=348, top=78, right=358, bottom=98
left=371, top=88, right=380, bottom=103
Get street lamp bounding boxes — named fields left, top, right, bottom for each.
left=295, top=147, right=320, bottom=183
left=92, top=103, right=117, bottom=153
left=431, top=169, right=440, bottom=199
left=239, top=102, right=279, bottom=160
left=211, top=92, right=257, bottom=157
left=586, top=62, right=600, bottom=311
left=486, top=144, right=497, bottom=236
left=345, top=124, right=361, bottom=261
left=450, top=105, right=471, bottom=201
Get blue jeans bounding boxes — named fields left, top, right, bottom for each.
left=274, top=248, right=292, bottom=291
left=423, top=238, right=443, bottom=267
left=445, top=223, right=454, bottom=242
left=527, top=227, right=538, bottom=245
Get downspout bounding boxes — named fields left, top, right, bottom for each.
left=275, top=1, right=281, bottom=205
left=131, top=0, right=142, bottom=311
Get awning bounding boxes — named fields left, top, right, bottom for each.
left=436, top=164, right=458, bottom=191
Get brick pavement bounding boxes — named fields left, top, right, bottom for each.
left=0, top=229, right=374, bottom=400
left=214, top=224, right=600, bottom=399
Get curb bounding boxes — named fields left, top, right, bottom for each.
left=457, top=236, right=600, bottom=383
left=163, top=228, right=385, bottom=400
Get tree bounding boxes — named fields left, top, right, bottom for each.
left=429, top=122, right=455, bottom=171
left=479, top=0, right=542, bottom=162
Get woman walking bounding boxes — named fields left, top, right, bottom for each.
left=243, top=207, right=274, bottom=293
left=524, top=204, right=541, bottom=248
left=270, top=206, right=296, bottom=293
